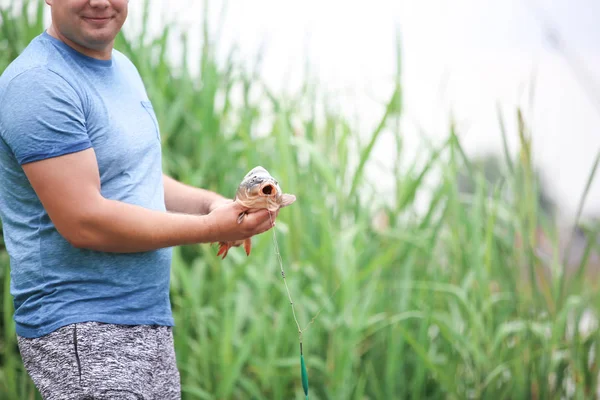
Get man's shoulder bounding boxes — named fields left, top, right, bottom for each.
left=0, top=36, right=82, bottom=138
left=112, top=48, right=130, bottom=63
left=0, top=33, right=69, bottom=95
left=0, top=66, right=73, bottom=109
left=111, top=49, right=150, bottom=96
left=112, top=48, right=142, bottom=76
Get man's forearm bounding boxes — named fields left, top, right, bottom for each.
left=70, top=197, right=216, bottom=253
left=163, top=174, right=229, bottom=215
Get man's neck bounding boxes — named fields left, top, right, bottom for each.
left=47, top=25, right=113, bottom=60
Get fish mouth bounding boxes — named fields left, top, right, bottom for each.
left=259, top=182, right=277, bottom=196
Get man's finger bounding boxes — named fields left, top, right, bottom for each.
left=258, top=219, right=275, bottom=234
left=240, top=208, right=269, bottom=225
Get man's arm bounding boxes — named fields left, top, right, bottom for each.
left=162, top=174, right=231, bottom=215
left=22, top=149, right=275, bottom=253
left=1, top=68, right=273, bottom=253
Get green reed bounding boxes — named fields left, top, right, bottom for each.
left=1, top=1, right=599, bottom=399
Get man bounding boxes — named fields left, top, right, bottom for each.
left=0, top=0, right=278, bottom=398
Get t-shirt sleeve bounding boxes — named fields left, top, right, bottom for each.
left=0, top=67, right=92, bottom=165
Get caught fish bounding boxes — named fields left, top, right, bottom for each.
left=216, top=166, right=296, bottom=259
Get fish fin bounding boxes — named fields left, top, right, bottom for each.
left=237, top=211, right=247, bottom=224
left=217, top=242, right=230, bottom=259
left=244, top=238, right=252, bottom=256
left=280, top=194, right=296, bottom=207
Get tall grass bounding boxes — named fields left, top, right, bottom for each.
left=1, top=1, right=600, bottom=399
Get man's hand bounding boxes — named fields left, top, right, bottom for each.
left=164, top=175, right=281, bottom=225
left=205, top=202, right=278, bottom=243
left=19, top=148, right=277, bottom=253
left=163, top=174, right=230, bottom=215
left=207, top=197, right=234, bottom=214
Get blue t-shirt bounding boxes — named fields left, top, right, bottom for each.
left=0, top=31, right=174, bottom=338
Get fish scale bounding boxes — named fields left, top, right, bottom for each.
left=216, top=166, right=296, bottom=259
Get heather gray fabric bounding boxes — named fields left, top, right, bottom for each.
left=17, top=322, right=181, bottom=399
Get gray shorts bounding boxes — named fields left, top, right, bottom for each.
left=17, top=321, right=181, bottom=400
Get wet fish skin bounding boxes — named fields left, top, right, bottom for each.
left=216, top=166, right=296, bottom=259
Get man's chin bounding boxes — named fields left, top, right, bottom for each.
left=79, top=34, right=117, bottom=52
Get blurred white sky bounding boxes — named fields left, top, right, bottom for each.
left=4, top=0, right=599, bottom=220
left=134, top=0, right=600, bottom=220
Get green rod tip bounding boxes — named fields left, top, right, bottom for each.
left=301, top=354, right=309, bottom=396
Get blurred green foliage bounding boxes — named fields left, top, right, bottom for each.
left=1, top=1, right=599, bottom=399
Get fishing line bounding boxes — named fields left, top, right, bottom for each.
left=268, top=210, right=342, bottom=400
left=268, top=210, right=308, bottom=398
